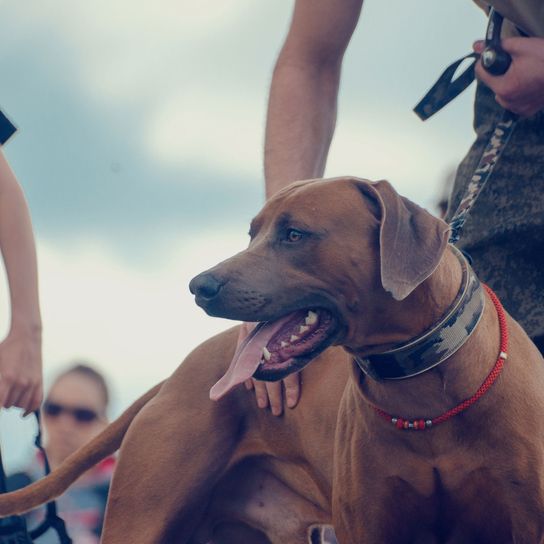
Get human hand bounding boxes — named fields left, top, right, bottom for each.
left=0, top=326, right=43, bottom=413
left=474, top=37, right=544, bottom=117
left=237, top=322, right=302, bottom=416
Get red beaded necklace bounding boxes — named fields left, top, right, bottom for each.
left=369, top=285, right=508, bottom=431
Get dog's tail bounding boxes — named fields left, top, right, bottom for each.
left=0, top=381, right=163, bottom=516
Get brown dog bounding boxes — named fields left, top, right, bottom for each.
left=2, top=177, right=544, bottom=543
left=191, top=176, right=544, bottom=543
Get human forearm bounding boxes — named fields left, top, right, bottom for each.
left=264, top=58, right=341, bottom=198
left=0, top=150, right=42, bottom=410
left=0, top=151, right=41, bottom=334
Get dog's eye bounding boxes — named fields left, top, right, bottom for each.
left=286, top=228, right=304, bottom=243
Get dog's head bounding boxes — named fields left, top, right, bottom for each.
left=189, top=177, right=450, bottom=399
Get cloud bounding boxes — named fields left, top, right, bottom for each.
left=146, top=89, right=265, bottom=178
left=4, top=0, right=255, bottom=100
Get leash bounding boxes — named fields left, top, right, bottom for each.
left=369, top=284, right=508, bottom=430
left=414, top=8, right=520, bottom=245
left=0, top=412, right=72, bottom=544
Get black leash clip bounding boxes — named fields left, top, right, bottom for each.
left=413, top=9, right=514, bottom=120
left=481, top=7, right=512, bottom=76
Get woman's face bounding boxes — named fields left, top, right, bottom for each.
left=42, top=372, right=108, bottom=464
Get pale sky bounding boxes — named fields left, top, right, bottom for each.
left=0, top=1, right=485, bottom=468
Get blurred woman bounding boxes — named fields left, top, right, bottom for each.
left=8, top=363, right=114, bottom=544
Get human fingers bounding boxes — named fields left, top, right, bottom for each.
left=252, top=379, right=269, bottom=409
left=0, top=378, right=9, bottom=409
left=473, top=40, right=485, bottom=54
left=4, top=383, right=22, bottom=409
left=500, top=36, right=544, bottom=56
left=0, top=370, right=24, bottom=408
left=18, top=383, right=42, bottom=415
left=12, top=385, right=33, bottom=413
left=283, top=373, right=301, bottom=409
left=265, top=381, right=284, bottom=417
left=28, top=384, right=43, bottom=414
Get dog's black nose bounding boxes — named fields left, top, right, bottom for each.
left=189, top=273, right=224, bottom=300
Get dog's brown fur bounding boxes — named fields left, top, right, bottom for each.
left=1, top=329, right=346, bottom=543
left=2, top=177, right=544, bottom=543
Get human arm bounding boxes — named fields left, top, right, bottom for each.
left=0, top=149, right=42, bottom=412
left=245, top=0, right=364, bottom=414
left=474, top=37, right=544, bottom=116
left=264, top=0, right=364, bottom=196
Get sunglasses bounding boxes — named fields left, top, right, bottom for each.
left=42, top=401, right=100, bottom=423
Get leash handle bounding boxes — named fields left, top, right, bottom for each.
left=481, top=8, right=512, bottom=76
left=414, top=9, right=514, bottom=121
left=413, top=53, right=478, bottom=121
left=413, top=8, right=520, bottom=245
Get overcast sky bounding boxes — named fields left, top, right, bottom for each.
left=0, top=1, right=485, bottom=467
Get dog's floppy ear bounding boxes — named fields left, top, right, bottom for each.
left=356, top=179, right=450, bottom=301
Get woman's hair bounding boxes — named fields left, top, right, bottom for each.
left=51, top=362, right=110, bottom=408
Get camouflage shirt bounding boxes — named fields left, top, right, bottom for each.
left=446, top=82, right=544, bottom=339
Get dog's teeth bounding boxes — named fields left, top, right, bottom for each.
left=290, top=335, right=300, bottom=342
left=262, top=347, right=272, bottom=361
left=305, top=311, right=318, bottom=325
left=280, top=341, right=288, bottom=348
left=299, top=325, right=309, bottom=334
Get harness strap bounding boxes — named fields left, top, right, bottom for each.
left=0, top=412, right=72, bottom=544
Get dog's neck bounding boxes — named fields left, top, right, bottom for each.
left=354, top=247, right=483, bottom=380
left=347, top=247, right=499, bottom=417
left=349, top=247, right=465, bottom=355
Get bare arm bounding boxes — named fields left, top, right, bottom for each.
left=246, top=0, right=363, bottom=414
left=264, top=0, right=364, bottom=197
left=0, top=149, right=42, bottom=411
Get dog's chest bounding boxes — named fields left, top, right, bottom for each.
left=333, top=385, right=518, bottom=542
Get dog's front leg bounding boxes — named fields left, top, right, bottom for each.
left=102, top=330, right=242, bottom=544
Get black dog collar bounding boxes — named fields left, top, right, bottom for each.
left=354, top=246, right=484, bottom=380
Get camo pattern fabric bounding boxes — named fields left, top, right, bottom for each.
left=446, top=82, right=544, bottom=339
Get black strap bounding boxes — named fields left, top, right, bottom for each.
left=413, top=53, right=478, bottom=121
left=29, top=412, right=72, bottom=544
left=414, top=9, right=519, bottom=244
left=0, top=112, right=16, bottom=146
left=0, top=412, right=72, bottom=544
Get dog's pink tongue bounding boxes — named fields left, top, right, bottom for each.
left=210, top=316, right=292, bottom=401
